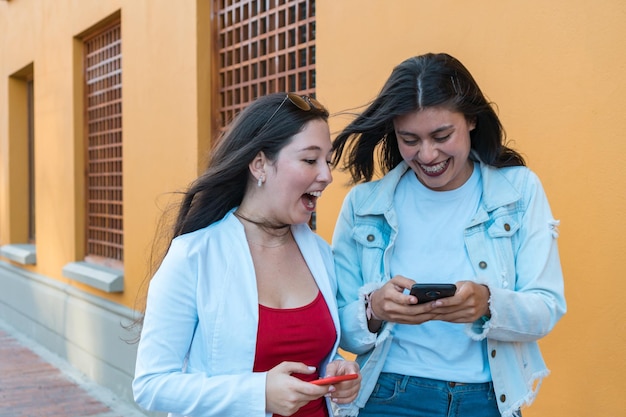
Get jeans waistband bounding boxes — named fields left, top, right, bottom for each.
left=380, top=372, right=493, bottom=393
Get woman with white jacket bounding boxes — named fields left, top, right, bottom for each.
left=133, top=93, right=361, bottom=417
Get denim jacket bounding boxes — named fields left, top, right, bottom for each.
left=133, top=210, right=341, bottom=417
left=331, top=160, right=566, bottom=417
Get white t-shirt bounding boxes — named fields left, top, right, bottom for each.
left=383, top=162, right=491, bottom=383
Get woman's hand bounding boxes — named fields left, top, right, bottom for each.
left=265, top=362, right=329, bottom=416
left=428, top=280, right=491, bottom=323
left=368, top=277, right=490, bottom=326
left=321, top=360, right=361, bottom=404
left=368, top=276, right=437, bottom=326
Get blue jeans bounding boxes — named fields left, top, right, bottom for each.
left=358, top=373, right=509, bottom=417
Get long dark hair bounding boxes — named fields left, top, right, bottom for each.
left=173, top=93, right=329, bottom=237
left=127, top=93, right=329, bottom=337
left=332, top=53, right=525, bottom=184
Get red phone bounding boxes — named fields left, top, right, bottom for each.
left=310, top=373, right=359, bottom=385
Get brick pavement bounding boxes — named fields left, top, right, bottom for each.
left=0, top=323, right=147, bottom=417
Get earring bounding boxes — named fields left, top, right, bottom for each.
left=257, top=175, right=264, bottom=187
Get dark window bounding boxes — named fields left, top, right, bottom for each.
left=214, top=0, right=319, bottom=128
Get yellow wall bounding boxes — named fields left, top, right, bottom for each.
left=0, top=0, right=211, bottom=307
left=316, top=1, right=626, bottom=416
left=1, top=0, right=625, bottom=415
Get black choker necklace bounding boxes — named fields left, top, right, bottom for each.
left=234, top=210, right=290, bottom=231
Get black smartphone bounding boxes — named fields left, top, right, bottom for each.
left=410, top=284, right=457, bottom=304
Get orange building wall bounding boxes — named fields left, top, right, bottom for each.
left=315, top=1, right=626, bottom=416
left=1, top=0, right=624, bottom=415
left=0, top=0, right=210, bottom=309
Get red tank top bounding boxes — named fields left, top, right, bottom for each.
left=253, top=291, right=336, bottom=417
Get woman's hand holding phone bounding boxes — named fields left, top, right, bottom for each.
left=372, top=277, right=491, bottom=325
left=265, top=362, right=328, bottom=416
left=316, top=360, right=361, bottom=404
left=369, top=276, right=442, bottom=325
left=425, top=280, right=492, bottom=324
left=264, top=360, right=361, bottom=414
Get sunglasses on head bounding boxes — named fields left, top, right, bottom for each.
left=261, top=93, right=329, bottom=131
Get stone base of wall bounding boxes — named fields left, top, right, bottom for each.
left=0, top=261, right=162, bottom=416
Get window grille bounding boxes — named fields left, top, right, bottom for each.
left=83, top=22, right=123, bottom=266
left=215, top=0, right=319, bottom=128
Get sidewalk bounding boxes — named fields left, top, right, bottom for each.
left=0, top=320, right=148, bottom=417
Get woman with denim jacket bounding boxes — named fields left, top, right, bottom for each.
left=132, top=93, right=361, bottom=417
left=330, top=53, right=566, bottom=417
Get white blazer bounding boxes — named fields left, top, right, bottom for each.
left=133, top=210, right=341, bottom=417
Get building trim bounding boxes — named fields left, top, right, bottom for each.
left=0, top=243, right=36, bottom=264
left=62, top=261, right=124, bottom=293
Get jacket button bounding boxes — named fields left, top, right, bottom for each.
left=367, top=234, right=375, bottom=242
left=491, top=349, right=496, bottom=358
left=500, top=394, right=506, bottom=403
left=479, top=261, right=487, bottom=269
left=504, top=223, right=511, bottom=231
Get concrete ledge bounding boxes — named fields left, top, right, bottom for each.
left=62, top=261, right=124, bottom=293
left=0, top=243, right=37, bottom=265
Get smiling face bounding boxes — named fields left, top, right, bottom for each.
left=260, top=118, right=333, bottom=225
left=394, top=107, right=476, bottom=191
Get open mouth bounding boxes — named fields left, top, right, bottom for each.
left=303, top=191, right=321, bottom=210
left=419, top=159, right=449, bottom=176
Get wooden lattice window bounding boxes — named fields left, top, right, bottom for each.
left=215, top=0, right=319, bottom=128
left=83, top=22, right=123, bottom=267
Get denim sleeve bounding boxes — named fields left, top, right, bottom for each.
left=332, top=191, right=379, bottom=354
left=467, top=171, right=567, bottom=342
